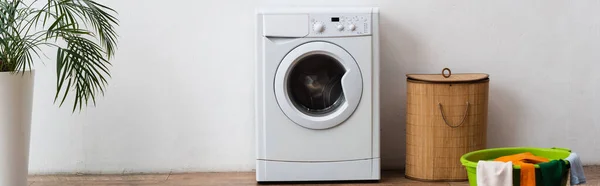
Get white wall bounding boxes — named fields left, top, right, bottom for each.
left=29, top=0, right=600, bottom=174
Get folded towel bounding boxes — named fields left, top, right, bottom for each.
left=538, top=160, right=568, bottom=186
left=477, top=160, right=513, bottom=186
left=566, top=152, right=587, bottom=185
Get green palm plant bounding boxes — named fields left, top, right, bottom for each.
left=0, top=0, right=118, bottom=111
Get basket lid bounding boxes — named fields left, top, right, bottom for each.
left=407, top=68, right=489, bottom=83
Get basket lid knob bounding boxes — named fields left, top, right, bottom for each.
left=406, top=68, right=489, bottom=83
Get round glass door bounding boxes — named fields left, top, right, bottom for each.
left=288, top=54, right=346, bottom=116
left=274, top=42, right=363, bottom=130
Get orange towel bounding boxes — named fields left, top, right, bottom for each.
left=495, top=152, right=549, bottom=186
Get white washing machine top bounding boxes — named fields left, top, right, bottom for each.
left=260, top=7, right=375, bottom=38
left=256, top=7, right=380, bottom=182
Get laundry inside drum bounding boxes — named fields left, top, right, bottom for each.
left=287, top=54, right=347, bottom=116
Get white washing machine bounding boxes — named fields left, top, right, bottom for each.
left=255, top=7, right=380, bottom=182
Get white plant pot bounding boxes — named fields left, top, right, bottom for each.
left=0, top=71, right=34, bottom=186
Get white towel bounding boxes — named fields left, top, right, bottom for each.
left=476, top=160, right=513, bottom=186
left=566, top=152, right=586, bottom=185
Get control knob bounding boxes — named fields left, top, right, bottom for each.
left=348, top=24, right=356, bottom=31
left=313, top=23, right=325, bottom=33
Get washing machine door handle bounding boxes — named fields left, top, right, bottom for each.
left=341, top=69, right=363, bottom=109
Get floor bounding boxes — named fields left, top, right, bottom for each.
left=28, top=166, right=600, bottom=186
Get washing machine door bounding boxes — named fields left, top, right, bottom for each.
left=274, top=41, right=363, bottom=130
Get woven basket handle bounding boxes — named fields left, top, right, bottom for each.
left=438, top=102, right=470, bottom=128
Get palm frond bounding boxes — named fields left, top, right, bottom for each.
left=55, top=35, right=110, bottom=111
left=0, top=0, right=44, bottom=73
left=48, top=0, right=118, bottom=57
left=0, top=0, right=118, bottom=111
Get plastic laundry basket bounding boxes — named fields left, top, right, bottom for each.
left=460, top=147, right=571, bottom=186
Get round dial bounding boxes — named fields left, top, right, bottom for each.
left=348, top=24, right=357, bottom=31
left=336, top=25, right=344, bottom=31
left=313, top=23, right=325, bottom=33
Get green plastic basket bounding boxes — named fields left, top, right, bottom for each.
left=460, top=147, right=571, bottom=186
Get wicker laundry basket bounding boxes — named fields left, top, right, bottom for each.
left=405, top=68, right=489, bottom=181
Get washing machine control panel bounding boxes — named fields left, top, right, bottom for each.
left=308, top=13, right=372, bottom=37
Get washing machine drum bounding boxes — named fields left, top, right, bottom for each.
left=288, top=54, right=345, bottom=114
left=275, top=42, right=363, bottom=130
